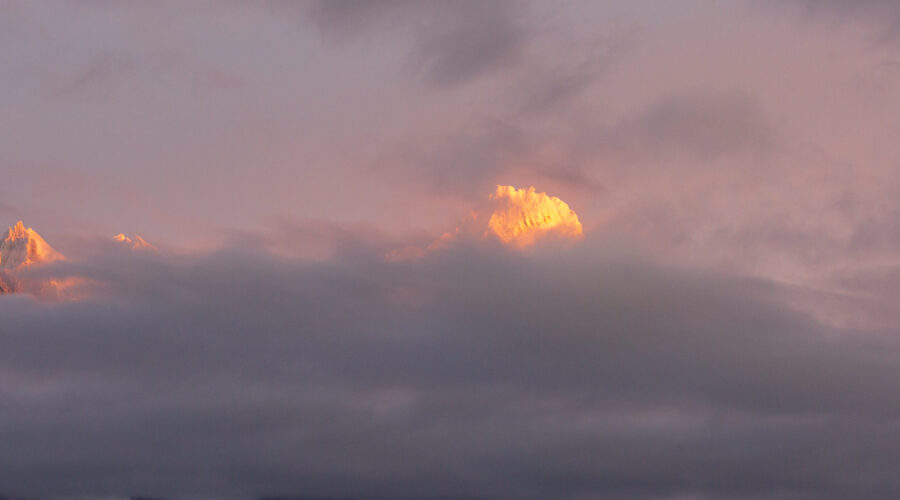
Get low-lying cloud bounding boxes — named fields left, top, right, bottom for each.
left=2, top=229, right=900, bottom=499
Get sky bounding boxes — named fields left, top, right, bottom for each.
left=2, top=0, right=900, bottom=498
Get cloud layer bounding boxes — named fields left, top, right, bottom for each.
left=2, top=232, right=900, bottom=499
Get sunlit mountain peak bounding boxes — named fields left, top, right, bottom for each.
left=386, top=186, right=584, bottom=261
left=487, top=185, right=583, bottom=248
left=114, top=233, right=157, bottom=251
left=0, top=221, right=65, bottom=270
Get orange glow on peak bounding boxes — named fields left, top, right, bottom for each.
left=114, top=233, right=157, bottom=251
left=0, top=220, right=64, bottom=269
left=487, top=185, right=583, bottom=248
left=383, top=186, right=583, bottom=261
left=0, top=221, right=67, bottom=296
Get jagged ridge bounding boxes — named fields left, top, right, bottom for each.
left=0, top=221, right=65, bottom=294
left=0, top=221, right=64, bottom=270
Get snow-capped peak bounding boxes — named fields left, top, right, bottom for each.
left=0, top=221, right=64, bottom=270
left=114, top=233, right=157, bottom=251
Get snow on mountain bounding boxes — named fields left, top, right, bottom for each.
left=0, top=221, right=65, bottom=294
left=114, top=233, right=157, bottom=251
left=0, top=221, right=64, bottom=269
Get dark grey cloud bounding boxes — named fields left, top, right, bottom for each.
left=305, top=0, right=529, bottom=86
left=380, top=117, right=529, bottom=198
left=304, top=0, right=417, bottom=41
left=513, top=25, right=634, bottom=117
left=410, top=1, right=528, bottom=86
left=788, top=0, right=900, bottom=45
left=598, top=89, right=778, bottom=164
left=380, top=88, right=775, bottom=203
left=2, top=231, right=900, bottom=499
left=516, top=60, right=606, bottom=116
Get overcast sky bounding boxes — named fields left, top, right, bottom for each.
left=3, top=1, right=900, bottom=499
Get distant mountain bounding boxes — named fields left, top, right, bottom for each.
left=0, top=221, right=64, bottom=294
left=114, top=233, right=157, bottom=251
left=0, top=221, right=64, bottom=270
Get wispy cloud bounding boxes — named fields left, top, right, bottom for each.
left=305, top=0, right=530, bottom=86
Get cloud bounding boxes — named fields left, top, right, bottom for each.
left=2, top=231, right=900, bottom=499
left=304, top=0, right=409, bottom=40
left=305, top=0, right=529, bottom=86
left=789, top=0, right=900, bottom=44
left=600, top=89, right=777, bottom=163
left=54, top=53, right=136, bottom=96
left=378, top=117, right=530, bottom=198
left=376, top=88, right=775, bottom=203
left=410, top=1, right=528, bottom=86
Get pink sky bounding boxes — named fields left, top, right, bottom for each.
left=2, top=2, right=897, bottom=278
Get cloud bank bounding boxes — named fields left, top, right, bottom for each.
left=2, top=229, right=900, bottom=499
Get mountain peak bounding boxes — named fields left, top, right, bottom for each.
left=487, top=186, right=583, bottom=248
left=0, top=221, right=64, bottom=270
left=114, top=233, right=157, bottom=251
left=8, top=220, right=27, bottom=240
